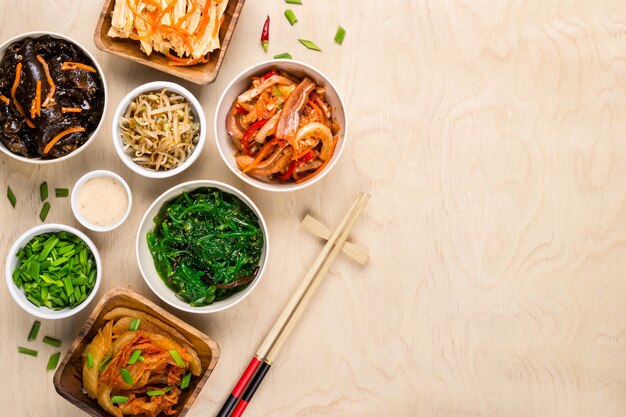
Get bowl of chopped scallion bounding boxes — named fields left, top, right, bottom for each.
left=5, top=224, right=102, bottom=319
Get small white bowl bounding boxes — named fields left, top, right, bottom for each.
left=136, top=180, right=269, bottom=313
left=112, top=81, right=206, bottom=179
left=5, top=224, right=102, bottom=319
left=0, top=31, right=108, bottom=164
left=71, top=170, right=132, bottom=232
left=214, top=59, right=348, bottom=192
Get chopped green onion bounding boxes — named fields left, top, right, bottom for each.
left=47, top=352, right=60, bottom=371
left=273, top=52, right=293, bottom=59
left=169, top=350, right=185, bottom=367
left=43, top=336, right=62, bottom=347
left=120, top=368, right=133, bottom=385
left=165, top=386, right=172, bottom=393
left=7, top=187, right=16, bottom=207
left=40, top=181, right=48, bottom=201
left=111, top=395, right=129, bottom=404
left=128, top=349, right=142, bottom=365
left=18, top=346, right=38, bottom=357
left=334, top=26, right=346, bottom=44
left=39, top=202, right=50, bottom=222
left=129, top=318, right=140, bottom=331
left=55, top=188, right=69, bottom=198
left=138, top=355, right=145, bottom=362
left=298, top=39, right=321, bottom=51
left=99, top=355, right=112, bottom=372
left=180, top=371, right=191, bottom=389
left=284, top=9, right=298, bottom=25
left=87, top=352, right=94, bottom=368
left=28, top=321, right=41, bottom=341
left=147, top=389, right=165, bottom=396
left=286, top=0, right=302, bottom=3
left=273, top=85, right=282, bottom=98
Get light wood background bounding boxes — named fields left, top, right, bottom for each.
left=2, top=0, right=626, bottom=416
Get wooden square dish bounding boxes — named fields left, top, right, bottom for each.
left=93, top=0, right=246, bottom=85
left=53, top=287, right=220, bottom=417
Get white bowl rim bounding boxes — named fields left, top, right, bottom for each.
left=5, top=223, right=102, bottom=319
left=214, top=58, right=348, bottom=192
left=112, top=81, right=206, bottom=179
left=71, top=169, right=133, bottom=232
left=136, top=179, right=270, bottom=313
left=0, top=31, right=108, bottom=165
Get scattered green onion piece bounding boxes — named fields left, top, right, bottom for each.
left=40, top=181, right=48, bottom=201
left=298, top=39, right=321, bottom=51
left=43, top=335, right=62, bottom=347
left=286, top=0, right=302, bottom=4
left=55, top=188, right=69, bottom=198
left=47, top=352, right=60, bottom=371
left=87, top=352, right=94, bottom=368
left=273, top=52, right=293, bottom=59
left=147, top=389, right=165, bottom=396
left=7, top=186, right=16, bottom=207
left=273, top=85, right=282, bottom=98
left=99, top=355, right=112, bottom=372
left=39, top=202, right=50, bottom=222
left=169, top=350, right=185, bottom=367
left=18, top=346, right=38, bottom=357
left=284, top=9, right=298, bottom=25
left=120, top=368, right=133, bottom=385
left=28, top=321, right=41, bottom=341
left=129, top=318, right=140, bottom=331
left=138, top=355, right=145, bottom=362
left=128, top=349, right=142, bottom=365
left=334, top=26, right=346, bottom=44
left=111, top=395, right=129, bottom=404
left=165, top=386, right=172, bottom=393
left=180, top=372, right=191, bottom=389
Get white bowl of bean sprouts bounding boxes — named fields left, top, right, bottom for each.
left=112, top=81, right=206, bottom=179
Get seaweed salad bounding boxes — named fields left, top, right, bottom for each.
left=0, top=35, right=105, bottom=159
left=147, top=187, right=264, bottom=306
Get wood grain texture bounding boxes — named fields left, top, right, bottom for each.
left=1, top=0, right=626, bottom=416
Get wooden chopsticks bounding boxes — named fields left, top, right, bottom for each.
left=216, top=192, right=370, bottom=417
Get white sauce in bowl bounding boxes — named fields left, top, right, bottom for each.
left=76, top=177, right=128, bottom=227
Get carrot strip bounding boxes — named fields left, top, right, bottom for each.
left=10, top=62, right=35, bottom=128
left=0, top=95, right=10, bottom=104
left=61, top=107, right=82, bottom=113
left=36, top=55, right=56, bottom=107
left=30, top=80, right=42, bottom=119
left=295, top=137, right=338, bottom=184
left=61, top=62, right=97, bottom=73
left=213, top=14, right=225, bottom=38
left=243, top=139, right=283, bottom=173
left=43, top=127, right=85, bottom=154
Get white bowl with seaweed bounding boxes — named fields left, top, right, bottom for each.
left=136, top=180, right=269, bottom=313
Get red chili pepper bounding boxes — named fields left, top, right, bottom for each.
left=261, top=69, right=277, bottom=81
left=278, top=151, right=315, bottom=181
left=235, top=103, right=249, bottom=115
left=261, top=16, right=270, bottom=52
left=241, top=119, right=269, bottom=156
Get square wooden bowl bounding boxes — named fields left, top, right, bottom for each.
left=53, top=287, right=220, bottom=417
left=93, top=0, right=246, bottom=85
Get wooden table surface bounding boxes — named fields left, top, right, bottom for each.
left=2, top=1, right=626, bottom=416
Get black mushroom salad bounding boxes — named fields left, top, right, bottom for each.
left=0, top=35, right=105, bottom=159
left=147, top=187, right=264, bottom=307
left=226, top=69, right=341, bottom=183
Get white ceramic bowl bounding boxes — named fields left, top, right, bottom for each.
left=0, top=31, right=108, bottom=164
left=71, top=170, right=132, bottom=232
left=5, top=224, right=102, bottom=319
left=136, top=180, right=269, bottom=313
left=112, top=81, right=206, bottom=179
left=214, top=59, right=348, bottom=192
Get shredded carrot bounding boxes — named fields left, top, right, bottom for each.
left=243, top=139, right=282, bottom=173
left=61, top=107, right=82, bottom=113
left=295, top=137, right=338, bottom=184
left=43, top=127, right=85, bottom=154
left=30, top=80, right=42, bottom=119
left=61, top=62, right=97, bottom=73
left=0, top=95, right=9, bottom=104
left=36, top=55, right=56, bottom=107
left=10, top=62, right=35, bottom=128
left=213, top=14, right=225, bottom=38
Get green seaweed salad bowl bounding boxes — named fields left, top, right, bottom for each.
left=136, top=180, right=269, bottom=313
